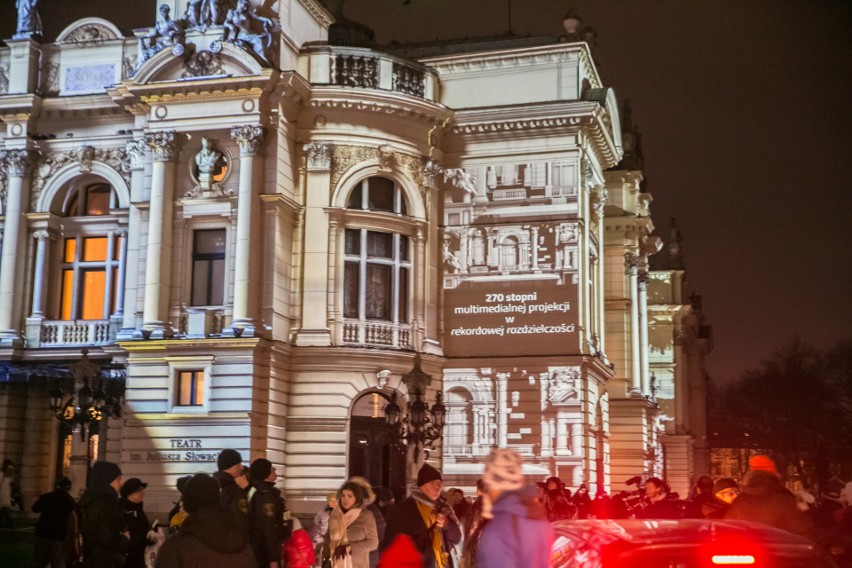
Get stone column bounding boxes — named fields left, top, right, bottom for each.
left=625, top=253, right=642, bottom=395
left=141, top=131, right=179, bottom=338
left=638, top=268, right=651, bottom=395
left=117, top=138, right=147, bottom=339
left=557, top=416, right=569, bottom=455
left=227, top=124, right=265, bottom=336
left=496, top=372, right=509, bottom=447
left=29, top=230, right=51, bottom=317
left=0, top=149, right=33, bottom=345
left=412, top=228, right=426, bottom=348
left=531, top=225, right=540, bottom=270
left=571, top=421, right=584, bottom=459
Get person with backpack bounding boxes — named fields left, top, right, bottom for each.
left=79, top=461, right=130, bottom=568
left=248, top=458, right=289, bottom=568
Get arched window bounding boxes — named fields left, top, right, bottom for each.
left=500, top=235, right=519, bottom=270
left=445, top=388, right=474, bottom=453
left=57, top=183, right=122, bottom=321
left=469, top=229, right=486, bottom=265
left=343, top=177, right=411, bottom=325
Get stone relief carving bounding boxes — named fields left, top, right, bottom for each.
left=558, top=222, right=578, bottom=243
left=444, top=168, right=477, bottom=195
left=328, top=144, right=431, bottom=198
left=590, top=185, right=607, bottom=217
left=125, top=139, right=146, bottom=170
left=0, top=66, right=9, bottom=95
left=29, top=147, right=131, bottom=210
left=39, top=61, right=59, bottom=97
left=1, top=149, right=35, bottom=178
left=64, top=24, right=117, bottom=46
left=181, top=50, right=224, bottom=78
left=187, top=137, right=228, bottom=197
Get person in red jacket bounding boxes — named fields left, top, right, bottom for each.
left=282, top=517, right=315, bottom=568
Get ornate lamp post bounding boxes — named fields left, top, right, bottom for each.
left=48, top=349, right=126, bottom=463
left=382, top=353, right=446, bottom=492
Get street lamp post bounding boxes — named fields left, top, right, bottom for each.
left=48, top=349, right=125, bottom=486
left=382, top=353, right=446, bottom=493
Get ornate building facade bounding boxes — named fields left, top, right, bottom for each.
left=0, top=0, right=710, bottom=515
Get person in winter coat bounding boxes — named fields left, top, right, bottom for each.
left=155, top=473, right=256, bottom=568
left=460, top=479, right=487, bottom=568
left=572, top=484, right=592, bottom=519
left=282, top=517, right=315, bottom=568
left=725, top=467, right=828, bottom=547
left=310, top=492, right=338, bottom=563
left=477, top=449, right=552, bottom=568
left=213, top=448, right=250, bottom=519
left=79, top=461, right=129, bottom=568
left=348, top=476, right=386, bottom=568
left=541, top=476, right=575, bottom=522
left=119, top=478, right=153, bottom=568
left=32, top=476, right=77, bottom=568
left=381, top=464, right=461, bottom=568
left=323, top=481, right=379, bottom=568
left=248, top=458, right=290, bottom=568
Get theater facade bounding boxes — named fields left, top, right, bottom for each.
left=0, top=0, right=711, bottom=515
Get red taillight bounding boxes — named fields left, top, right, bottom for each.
left=711, top=554, right=756, bottom=565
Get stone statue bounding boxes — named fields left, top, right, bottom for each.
left=222, top=0, right=274, bottom=66
left=444, top=168, right=477, bottom=195
left=194, top=137, right=223, bottom=190
left=202, top=0, right=229, bottom=26
left=442, top=242, right=462, bottom=273
left=15, top=0, right=43, bottom=39
left=137, top=4, right=187, bottom=68
left=184, top=0, right=205, bottom=30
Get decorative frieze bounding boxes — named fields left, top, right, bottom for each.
left=182, top=50, right=224, bottom=79
left=30, top=146, right=131, bottom=209
left=451, top=115, right=586, bottom=135
left=230, top=125, right=264, bottom=157
left=144, top=131, right=179, bottom=162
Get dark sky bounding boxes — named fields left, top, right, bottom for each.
left=2, top=0, right=850, bottom=385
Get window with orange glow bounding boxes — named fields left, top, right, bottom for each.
left=177, top=370, right=205, bottom=406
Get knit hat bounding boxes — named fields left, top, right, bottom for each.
left=56, top=477, right=72, bottom=491
left=217, top=448, right=242, bottom=471
left=713, top=478, right=738, bottom=495
left=182, top=473, right=221, bottom=514
left=416, top=463, right=442, bottom=487
left=120, top=477, right=148, bottom=498
left=748, top=455, right=779, bottom=477
left=483, top=449, right=525, bottom=493
left=250, top=458, right=273, bottom=481
left=378, top=534, right=423, bottom=568
left=90, top=461, right=122, bottom=487
left=176, top=475, right=191, bottom=494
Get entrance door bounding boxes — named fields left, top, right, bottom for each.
left=349, top=392, right=406, bottom=503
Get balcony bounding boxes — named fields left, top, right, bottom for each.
left=27, top=319, right=116, bottom=348
left=343, top=319, right=411, bottom=349
left=302, top=45, right=439, bottom=102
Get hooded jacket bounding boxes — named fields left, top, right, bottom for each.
left=155, top=504, right=256, bottom=568
left=477, top=486, right=553, bottom=568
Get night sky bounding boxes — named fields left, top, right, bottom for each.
left=2, top=0, right=850, bottom=386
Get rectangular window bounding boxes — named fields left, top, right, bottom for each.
left=177, top=370, right=205, bottom=406
left=64, top=239, right=76, bottom=263
left=80, top=269, right=106, bottom=320
left=191, top=229, right=226, bottom=306
left=60, top=270, right=74, bottom=320
left=82, top=237, right=108, bottom=262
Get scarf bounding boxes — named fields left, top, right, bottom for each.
left=328, top=506, right=361, bottom=568
left=411, top=490, right=447, bottom=568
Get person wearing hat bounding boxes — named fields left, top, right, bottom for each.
left=31, top=476, right=77, bottom=568
left=156, top=473, right=256, bottom=567
left=79, top=460, right=129, bottom=568
left=248, top=458, right=289, bottom=568
left=699, top=478, right=738, bottom=519
left=477, top=449, right=552, bottom=568
left=213, top=448, right=250, bottom=519
left=348, top=476, right=386, bottom=568
left=120, top=478, right=151, bottom=568
left=380, top=463, right=460, bottom=568
left=322, top=481, right=378, bottom=568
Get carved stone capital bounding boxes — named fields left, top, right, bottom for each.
left=303, top=142, right=333, bottom=171
left=33, top=229, right=52, bottom=241
left=624, top=252, right=638, bottom=276
left=230, top=125, right=264, bottom=157
left=126, top=139, right=147, bottom=170
left=1, top=149, right=34, bottom=177
left=590, top=185, right=608, bottom=217
left=144, top=131, right=179, bottom=162
left=423, top=160, right=445, bottom=188
left=637, top=267, right=649, bottom=286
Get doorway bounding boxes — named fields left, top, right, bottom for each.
left=349, top=392, right=406, bottom=503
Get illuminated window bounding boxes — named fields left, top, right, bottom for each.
left=343, top=177, right=411, bottom=324
left=67, top=183, right=113, bottom=216
left=176, top=370, right=205, bottom=406
left=344, top=229, right=409, bottom=322
left=190, top=229, right=226, bottom=306
left=59, top=234, right=121, bottom=320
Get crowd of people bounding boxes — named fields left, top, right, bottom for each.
left=13, top=451, right=852, bottom=567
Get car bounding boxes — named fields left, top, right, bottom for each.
left=549, top=518, right=838, bottom=568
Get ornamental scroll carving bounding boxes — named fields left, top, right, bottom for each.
left=144, top=131, right=179, bottom=162
left=64, top=24, right=118, bottom=46
left=30, top=147, right=131, bottom=210
left=303, top=142, right=332, bottom=171
left=329, top=144, right=432, bottom=198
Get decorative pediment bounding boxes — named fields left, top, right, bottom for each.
left=56, top=18, right=123, bottom=46
left=132, top=41, right=264, bottom=85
